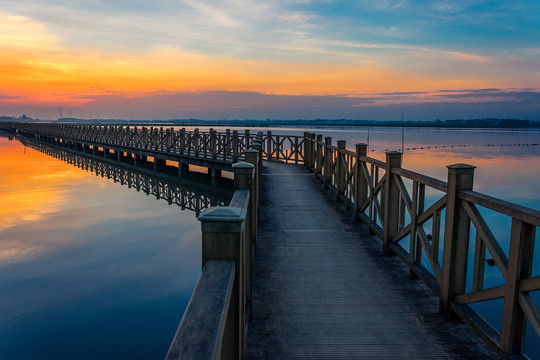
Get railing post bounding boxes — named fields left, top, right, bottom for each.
left=165, top=128, right=172, bottom=152
left=500, top=219, right=536, bottom=354
left=133, top=126, right=139, bottom=148
left=439, top=164, right=475, bottom=318
left=316, top=134, right=323, bottom=177
left=210, top=130, right=217, bottom=159
left=142, top=127, right=149, bottom=149
left=275, top=135, right=280, bottom=161
left=232, top=130, right=239, bottom=161
left=225, top=129, right=231, bottom=157
left=194, top=128, right=200, bottom=156
left=266, top=131, right=272, bottom=160
left=310, top=133, right=316, bottom=171
left=152, top=127, right=158, bottom=149
left=198, top=206, right=246, bottom=360
left=180, top=128, right=186, bottom=154
left=233, top=161, right=254, bottom=190
left=335, top=140, right=346, bottom=200
left=324, top=137, right=332, bottom=185
left=294, top=136, right=299, bottom=164
left=244, top=129, right=250, bottom=151
left=354, top=143, right=368, bottom=219
left=304, top=132, right=310, bottom=168
left=382, top=151, right=402, bottom=254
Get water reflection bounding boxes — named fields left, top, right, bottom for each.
left=2, top=127, right=539, bottom=358
left=20, top=137, right=232, bottom=216
left=0, top=134, right=231, bottom=360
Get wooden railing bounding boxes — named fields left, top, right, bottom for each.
left=304, top=132, right=540, bottom=357
left=4, top=123, right=305, bottom=165
left=165, top=134, right=262, bottom=360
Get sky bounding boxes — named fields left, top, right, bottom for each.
left=1, top=0, right=539, bottom=121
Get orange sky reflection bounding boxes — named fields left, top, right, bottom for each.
left=0, top=137, right=90, bottom=260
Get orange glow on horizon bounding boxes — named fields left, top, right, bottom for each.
left=1, top=36, right=503, bottom=109
left=1, top=11, right=537, bottom=120
left=1, top=50, right=500, bottom=105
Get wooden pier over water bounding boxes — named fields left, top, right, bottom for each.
left=2, top=123, right=540, bottom=359
left=245, top=161, right=497, bottom=359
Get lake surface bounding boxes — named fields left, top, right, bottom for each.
left=1, top=126, right=539, bottom=359
left=0, top=134, right=231, bottom=359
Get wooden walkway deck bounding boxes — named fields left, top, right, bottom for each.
left=245, top=161, right=500, bottom=359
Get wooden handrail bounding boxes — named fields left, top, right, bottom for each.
left=303, top=131, right=540, bottom=357
left=165, top=260, right=235, bottom=359
left=459, top=190, right=540, bottom=226
left=4, top=122, right=305, bottom=165
left=393, top=167, right=448, bottom=192
left=165, top=138, right=262, bottom=360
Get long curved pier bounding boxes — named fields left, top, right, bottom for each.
left=2, top=122, right=539, bottom=359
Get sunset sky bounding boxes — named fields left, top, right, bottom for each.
left=1, top=1, right=539, bottom=121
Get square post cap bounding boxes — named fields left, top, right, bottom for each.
left=198, top=206, right=247, bottom=232
left=244, top=149, right=259, bottom=156
left=232, top=161, right=255, bottom=173
left=447, top=163, right=476, bottom=172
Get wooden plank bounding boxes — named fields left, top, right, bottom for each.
left=246, top=161, right=500, bottom=359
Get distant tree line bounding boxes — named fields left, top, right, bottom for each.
left=1, top=115, right=538, bottom=128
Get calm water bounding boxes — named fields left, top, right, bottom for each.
left=1, top=126, right=539, bottom=358
left=0, top=135, right=231, bottom=359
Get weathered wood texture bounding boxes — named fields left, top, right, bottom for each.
left=304, top=132, right=540, bottom=356
left=245, top=161, right=500, bottom=359
left=165, top=260, right=235, bottom=360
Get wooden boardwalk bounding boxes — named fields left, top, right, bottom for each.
left=245, top=161, right=500, bottom=359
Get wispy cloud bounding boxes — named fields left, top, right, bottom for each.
left=5, top=88, right=538, bottom=121
left=1, top=0, right=539, bottom=120
left=0, top=12, right=61, bottom=52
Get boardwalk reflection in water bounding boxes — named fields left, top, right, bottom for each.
left=21, top=138, right=232, bottom=216
left=0, top=134, right=232, bottom=360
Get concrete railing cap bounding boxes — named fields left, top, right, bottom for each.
left=198, top=206, right=247, bottom=222
left=232, top=161, right=255, bottom=170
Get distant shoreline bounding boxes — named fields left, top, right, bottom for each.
left=1, top=117, right=538, bottom=129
